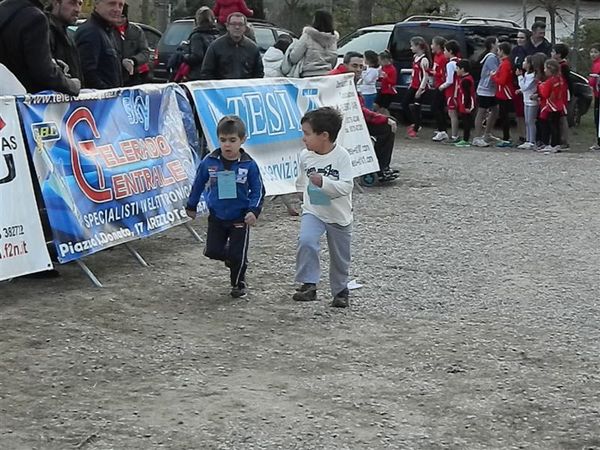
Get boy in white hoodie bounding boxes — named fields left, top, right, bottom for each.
left=262, top=34, right=293, bottom=78
left=293, top=107, right=353, bottom=308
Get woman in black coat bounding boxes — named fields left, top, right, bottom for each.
left=185, top=6, right=220, bottom=80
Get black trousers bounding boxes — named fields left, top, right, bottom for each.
left=595, top=96, right=600, bottom=146
left=204, top=215, right=250, bottom=287
left=540, top=112, right=561, bottom=146
left=460, top=112, right=473, bottom=141
left=402, top=87, right=422, bottom=129
left=367, top=121, right=394, bottom=172
left=498, top=99, right=512, bottom=141
left=432, top=88, right=447, bottom=132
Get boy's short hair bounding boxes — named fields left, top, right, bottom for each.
left=498, top=41, right=512, bottom=56
left=444, top=40, right=460, bottom=55
left=217, top=115, right=247, bottom=138
left=301, top=107, right=343, bottom=142
left=553, top=43, right=569, bottom=59
left=457, top=59, right=471, bottom=72
left=343, top=51, right=363, bottom=64
left=592, top=42, right=600, bottom=52
left=532, top=21, right=546, bottom=32
left=364, top=50, right=379, bottom=66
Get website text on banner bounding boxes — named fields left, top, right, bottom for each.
left=0, top=97, right=53, bottom=280
left=184, top=73, right=379, bottom=196
left=17, top=84, right=199, bottom=264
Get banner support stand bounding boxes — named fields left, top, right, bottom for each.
left=185, top=223, right=203, bottom=242
left=125, top=243, right=149, bottom=267
left=76, top=260, right=103, bottom=288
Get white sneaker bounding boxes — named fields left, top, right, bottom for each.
left=517, top=142, right=534, bottom=150
left=472, top=137, right=489, bottom=147
left=589, top=144, right=600, bottom=151
left=537, top=145, right=556, bottom=153
left=432, top=131, right=449, bottom=142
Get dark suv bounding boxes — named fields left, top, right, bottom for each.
left=387, top=16, right=592, bottom=126
left=153, top=18, right=296, bottom=82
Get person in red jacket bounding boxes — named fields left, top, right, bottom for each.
left=453, top=59, right=476, bottom=147
left=551, top=43, right=574, bottom=148
left=589, top=43, right=600, bottom=151
left=330, top=51, right=399, bottom=182
left=374, top=50, right=397, bottom=116
left=491, top=41, right=515, bottom=147
left=430, top=36, right=448, bottom=141
left=213, top=0, right=253, bottom=26
left=537, top=59, right=568, bottom=153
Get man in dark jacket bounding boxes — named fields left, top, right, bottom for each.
left=47, top=0, right=83, bottom=81
left=525, top=21, right=552, bottom=57
left=75, top=0, right=124, bottom=89
left=115, top=3, right=150, bottom=85
left=199, top=12, right=263, bottom=80
left=0, top=0, right=80, bottom=95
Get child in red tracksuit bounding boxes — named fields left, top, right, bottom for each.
left=491, top=41, right=515, bottom=147
left=430, top=36, right=448, bottom=141
left=375, top=50, right=397, bottom=116
left=551, top=43, right=573, bottom=148
left=213, top=0, right=253, bottom=26
left=538, top=59, right=568, bottom=153
left=453, top=59, right=476, bottom=147
left=403, top=36, right=431, bottom=138
left=589, top=43, right=600, bottom=151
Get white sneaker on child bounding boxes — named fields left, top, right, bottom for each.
left=472, top=137, right=489, bottom=147
left=432, top=131, right=449, bottom=142
left=517, top=142, right=534, bottom=150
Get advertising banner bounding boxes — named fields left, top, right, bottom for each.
left=0, top=97, right=52, bottom=279
left=185, top=74, right=379, bottom=195
left=17, top=84, right=199, bottom=263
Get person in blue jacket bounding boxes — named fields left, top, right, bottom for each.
left=186, top=115, right=265, bottom=299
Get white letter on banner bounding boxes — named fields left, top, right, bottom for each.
left=243, top=93, right=267, bottom=136
left=274, top=90, right=299, bottom=131
left=265, top=93, right=284, bottom=135
left=226, top=96, right=246, bottom=121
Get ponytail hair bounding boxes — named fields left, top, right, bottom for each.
left=410, top=36, right=432, bottom=64
left=478, top=36, right=498, bottom=64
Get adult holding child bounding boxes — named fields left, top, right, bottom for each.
left=281, top=9, right=338, bottom=78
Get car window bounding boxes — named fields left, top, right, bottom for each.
left=254, top=27, right=275, bottom=52
left=143, top=28, right=162, bottom=49
left=337, top=30, right=391, bottom=56
left=389, top=25, right=461, bottom=61
left=162, top=22, right=194, bottom=46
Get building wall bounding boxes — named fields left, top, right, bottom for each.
left=455, top=0, right=600, bottom=38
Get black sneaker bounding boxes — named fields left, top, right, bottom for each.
left=331, top=288, right=349, bottom=308
left=292, top=283, right=317, bottom=301
left=230, top=282, right=247, bottom=298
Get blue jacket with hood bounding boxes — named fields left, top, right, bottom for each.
left=186, top=148, right=265, bottom=221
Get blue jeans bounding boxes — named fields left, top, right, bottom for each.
left=362, top=93, right=376, bottom=111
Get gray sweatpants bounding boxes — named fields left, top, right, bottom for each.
left=295, top=213, right=352, bottom=297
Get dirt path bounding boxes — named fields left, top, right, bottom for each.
left=2, top=133, right=600, bottom=449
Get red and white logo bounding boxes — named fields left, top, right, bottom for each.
left=0, top=116, right=6, bottom=131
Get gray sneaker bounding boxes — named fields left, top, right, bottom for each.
left=472, top=137, right=489, bottom=147
left=331, top=288, right=349, bottom=308
left=230, top=281, right=247, bottom=298
left=293, top=283, right=317, bottom=301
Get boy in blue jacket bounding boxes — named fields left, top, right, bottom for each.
left=186, top=116, right=265, bottom=298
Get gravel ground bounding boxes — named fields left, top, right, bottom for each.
left=1, top=129, right=600, bottom=449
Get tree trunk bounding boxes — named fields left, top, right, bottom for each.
left=522, top=0, right=528, bottom=28
left=141, top=0, right=150, bottom=24
left=549, top=7, right=556, bottom=44
left=572, top=0, right=580, bottom=70
left=357, top=0, right=373, bottom=28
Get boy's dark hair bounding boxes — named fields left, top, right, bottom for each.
left=553, top=43, right=569, bottom=59
left=217, top=115, right=247, bottom=138
left=498, top=41, right=512, bottom=57
left=274, top=34, right=293, bottom=53
left=364, top=50, right=379, bottom=67
left=592, top=42, right=600, bottom=52
left=301, top=107, right=343, bottom=142
left=432, top=35, right=447, bottom=48
left=343, top=51, right=363, bottom=64
left=531, top=21, right=546, bottom=32
left=457, top=59, right=471, bottom=72
left=378, top=50, right=392, bottom=60
left=312, top=9, right=334, bottom=34
left=444, top=40, right=460, bottom=56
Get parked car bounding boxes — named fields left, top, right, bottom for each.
left=386, top=16, right=592, bottom=126
left=152, top=18, right=296, bottom=82
left=67, top=20, right=162, bottom=79
left=336, top=23, right=395, bottom=63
